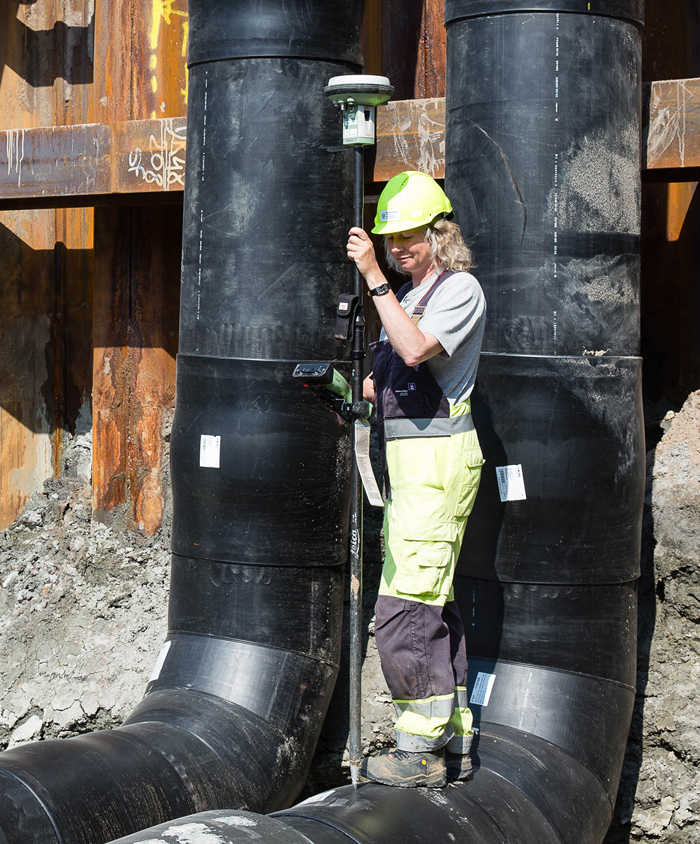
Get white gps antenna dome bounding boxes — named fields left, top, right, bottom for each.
left=324, top=75, right=393, bottom=146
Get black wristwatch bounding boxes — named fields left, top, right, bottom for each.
left=369, top=283, right=391, bottom=297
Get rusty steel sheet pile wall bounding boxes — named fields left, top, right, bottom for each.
left=0, top=0, right=190, bottom=534
left=91, top=0, right=189, bottom=536
left=0, top=1, right=95, bottom=530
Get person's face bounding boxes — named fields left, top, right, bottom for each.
left=385, top=228, right=434, bottom=279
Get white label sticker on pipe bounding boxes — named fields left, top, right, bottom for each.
left=149, top=640, right=171, bottom=682
left=200, top=434, right=221, bottom=468
left=471, top=672, right=496, bottom=707
left=496, top=464, right=526, bottom=502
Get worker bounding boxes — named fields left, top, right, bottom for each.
left=346, top=171, right=486, bottom=788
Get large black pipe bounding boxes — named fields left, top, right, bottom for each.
left=0, top=3, right=362, bottom=842
left=107, top=2, right=646, bottom=843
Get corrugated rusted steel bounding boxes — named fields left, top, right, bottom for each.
left=0, top=1, right=95, bottom=529
left=92, top=205, right=179, bottom=534
left=0, top=0, right=188, bottom=531
left=414, top=0, right=446, bottom=99
left=643, top=2, right=700, bottom=83
left=665, top=181, right=698, bottom=242
left=89, top=0, right=188, bottom=534
left=94, top=0, right=189, bottom=124
left=367, top=0, right=446, bottom=100
left=641, top=0, right=700, bottom=404
left=0, top=211, right=58, bottom=528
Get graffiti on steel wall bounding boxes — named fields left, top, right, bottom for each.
left=5, top=130, right=26, bottom=187
left=150, top=0, right=189, bottom=116
left=128, top=119, right=186, bottom=189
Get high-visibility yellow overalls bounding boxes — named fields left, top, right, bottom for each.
left=371, top=271, right=484, bottom=753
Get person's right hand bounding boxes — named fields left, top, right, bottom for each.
left=346, top=227, right=381, bottom=283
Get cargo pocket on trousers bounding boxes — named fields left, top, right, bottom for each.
left=395, top=520, right=460, bottom=599
left=454, top=451, right=485, bottom=520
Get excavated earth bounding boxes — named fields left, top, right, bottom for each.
left=605, top=391, right=700, bottom=844
left=1, top=395, right=699, bottom=841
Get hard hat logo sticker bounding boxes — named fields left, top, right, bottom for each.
left=380, top=209, right=401, bottom=222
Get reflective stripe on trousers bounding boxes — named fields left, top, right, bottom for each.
left=393, top=686, right=474, bottom=752
left=375, top=597, right=475, bottom=752
left=448, top=686, right=474, bottom=754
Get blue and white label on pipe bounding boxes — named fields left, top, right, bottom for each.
left=471, top=672, right=497, bottom=707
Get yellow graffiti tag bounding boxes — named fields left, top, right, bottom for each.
left=150, top=0, right=188, bottom=48
left=149, top=0, right=189, bottom=116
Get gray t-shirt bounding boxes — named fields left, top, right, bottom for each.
left=380, top=270, right=486, bottom=404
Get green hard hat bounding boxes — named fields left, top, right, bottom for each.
left=372, top=171, right=452, bottom=235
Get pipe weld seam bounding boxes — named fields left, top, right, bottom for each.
left=165, top=630, right=341, bottom=670
left=0, top=767, right=64, bottom=844
left=479, top=724, right=616, bottom=814
left=271, top=813, right=364, bottom=844
left=472, top=655, right=637, bottom=693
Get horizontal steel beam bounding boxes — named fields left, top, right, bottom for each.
left=0, top=118, right=187, bottom=209
left=0, top=80, right=697, bottom=209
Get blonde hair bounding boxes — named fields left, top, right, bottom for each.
left=384, top=219, right=473, bottom=276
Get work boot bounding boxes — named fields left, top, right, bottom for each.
left=360, top=748, right=446, bottom=788
left=446, top=750, right=473, bottom=781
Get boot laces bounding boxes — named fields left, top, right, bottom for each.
left=390, top=749, right=430, bottom=761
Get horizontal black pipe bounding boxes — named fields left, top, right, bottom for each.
left=107, top=811, right=314, bottom=844
left=0, top=555, right=346, bottom=844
